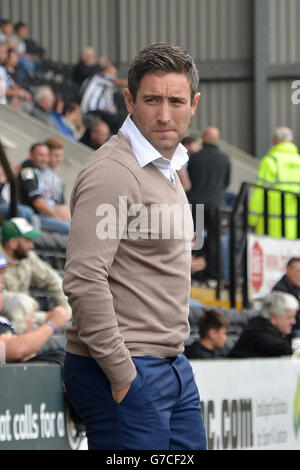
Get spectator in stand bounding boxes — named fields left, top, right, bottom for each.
left=228, top=291, right=298, bottom=358
left=0, top=217, right=71, bottom=316
left=18, top=142, right=70, bottom=234
left=0, top=41, right=31, bottom=106
left=79, top=118, right=110, bottom=150
left=13, top=21, right=27, bottom=55
left=14, top=21, right=44, bottom=75
left=44, top=138, right=70, bottom=221
left=54, top=102, right=85, bottom=141
left=188, top=126, right=231, bottom=281
left=177, top=135, right=202, bottom=194
left=73, top=46, right=102, bottom=88
left=80, top=57, right=127, bottom=134
left=272, top=258, right=300, bottom=336
left=184, top=309, right=229, bottom=359
left=0, top=136, right=34, bottom=223
left=182, top=135, right=202, bottom=157
left=26, top=86, right=58, bottom=129
left=0, top=19, right=14, bottom=43
left=5, top=47, right=30, bottom=91
left=0, top=252, right=71, bottom=363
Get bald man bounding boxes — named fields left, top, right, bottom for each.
left=188, top=126, right=231, bottom=280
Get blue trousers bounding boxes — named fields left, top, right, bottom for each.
left=63, top=352, right=207, bottom=450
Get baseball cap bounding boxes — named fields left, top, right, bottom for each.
left=1, top=218, right=43, bottom=243
left=0, top=254, right=9, bottom=269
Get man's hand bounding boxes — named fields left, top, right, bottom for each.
left=111, top=384, right=131, bottom=404
left=47, top=306, right=71, bottom=331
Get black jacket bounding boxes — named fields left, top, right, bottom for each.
left=187, top=144, right=231, bottom=207
left=228, top=316, right=292, bottom=358
left=272, top=275, right=300, bottom=330
left=184, top=341, right=216, bottom=359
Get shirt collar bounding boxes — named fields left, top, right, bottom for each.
left=120, top=115, right=188, bottom=171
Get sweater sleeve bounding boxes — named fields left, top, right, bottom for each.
left=63, top=157, right=141, bottom=390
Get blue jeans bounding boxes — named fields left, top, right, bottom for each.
left=0, top=203, right=34, bottom=223
left=39, top=215, right=70, bottom=234
left=63, top=352, right=207, bottom=450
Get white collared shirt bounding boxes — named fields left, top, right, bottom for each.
left=120, top=115, right=188, bottom=184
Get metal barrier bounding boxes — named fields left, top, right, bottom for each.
left=229, top=182, right=300, bottom=309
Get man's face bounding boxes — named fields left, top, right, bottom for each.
left=271, top=309, right=296, bottom=336
left=13, top=237, right=34, bottom=260
left=49, top=148, right=64, bottom=170
left=17, top=26, right=28, bottom=39
left=124, top=72, right=200, bottom=159
left=287, top=262, right=300, bottom=287
left=30, top=145, right=49, bottom=169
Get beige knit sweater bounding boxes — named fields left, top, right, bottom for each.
left=63, top=132, right=193, bottom=390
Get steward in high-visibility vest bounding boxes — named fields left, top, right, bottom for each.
left=249, top=139, right=300, bottom=239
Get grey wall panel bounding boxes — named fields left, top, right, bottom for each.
left=270, top=0, right=300, bottom=64
left=0, top=0, right=253, bottom=63
left=191, top=81, right=254, bottom=153
left=0, top=0, right=117, bottom=63
left=118, top=0, right=253, bottom=64
left=269, top=80, right=300, bottom=150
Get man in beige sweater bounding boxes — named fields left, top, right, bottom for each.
left=63, top=43, right=206, bottom=450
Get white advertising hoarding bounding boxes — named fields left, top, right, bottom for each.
left=192, top=357, right=300, bottom=450
left=247, top=233, right=300, bottom=300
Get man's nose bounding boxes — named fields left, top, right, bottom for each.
left=157, top=102, right=171, bottom=123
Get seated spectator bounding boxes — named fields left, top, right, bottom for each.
left=80, top=57, right=126, bottom=134
left=184, top=309, right=229, bottom=359
left=24, top=86, right=58, bottom=130
left=54, top=102, right=85, bottom=141
left=272, top=257, right=300, bottom=336
left=0, top=254, right=70, bottom=363
left=0, top=19, right=14, bottom=43
left=5, top=47, right=30, bottom=91
left=79, top=118, right=110, bottom=150
left=0, top=41, right=31, bottom=106
left=18, top=143, right=70, bottom=234
left=228, top=291, right=298, bottom=358
left=181, top=135, right=202, bottom=157
left=0, top=138, right=34, bottom=223
left=0, top=218, right=71, bottom=316
left=178, top=136, right=202, bottom=195
left=44, top=138, right=70, bottom=221
left=73, top=46, right=102, bottom=88
left=12, top=21, right=27, bottom=55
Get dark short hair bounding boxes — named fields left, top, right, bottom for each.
left=30, top=142, right=48, bottom=154
left=14, top=21, right=27, bottom=32
left=128, top=43, right=199, bottom=102
left=0, top=19, right=13, bottom=28
left=63, top=102, right=80, bottom=116
left=287, top=257, right=300, bottom=268
left=181, top=135, right=199, bottom=146
left=198, top=309, right=229, bottom=338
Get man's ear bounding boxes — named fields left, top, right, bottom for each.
left=123, top=88, right=135, bottom=115
left=191, top=92, right=201, bottom=116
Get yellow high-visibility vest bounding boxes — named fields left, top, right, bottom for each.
left=248, top=142, right=300, bottom=239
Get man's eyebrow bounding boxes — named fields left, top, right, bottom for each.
left=142, top=94, right=187, bottom=101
